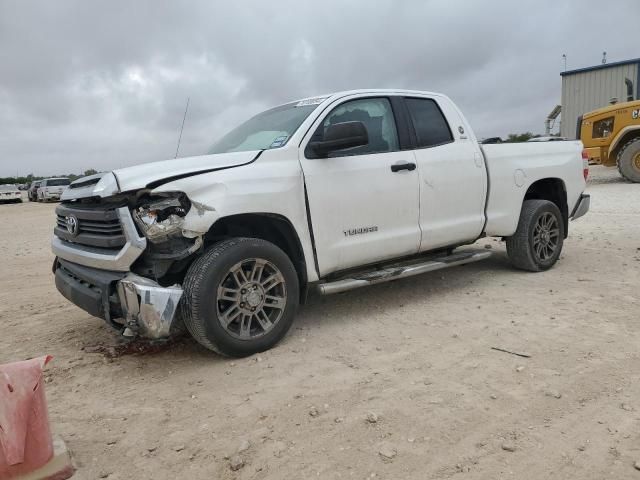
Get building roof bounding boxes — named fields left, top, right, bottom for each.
left=560, top=57, right=640, bottom=77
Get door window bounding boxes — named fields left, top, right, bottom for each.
left=307, top=97, right=399, bottom=158
left=405, top=97, right=453, bottom=148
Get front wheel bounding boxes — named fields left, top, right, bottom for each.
left=506, top=199, right=565, bottom=272
left=181, top=238, right=299, bottom=357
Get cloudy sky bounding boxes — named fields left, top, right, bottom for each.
left=0, top=0, right=638, bottom=176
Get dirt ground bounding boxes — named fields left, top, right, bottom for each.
left=1, top=166, right=639, bottom=480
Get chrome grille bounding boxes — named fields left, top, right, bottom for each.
left=54, top=204, right=126, bottom=249
left=55, top=215, right=122, bottom=235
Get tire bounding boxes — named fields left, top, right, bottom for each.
left=616, top=137, right=640, bottom=183
left=506, top=199, right=565, bottom=272
left=181, top=237, right=299, bottom=357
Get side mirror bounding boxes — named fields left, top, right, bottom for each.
left=309, top=121, right=368, bottom=157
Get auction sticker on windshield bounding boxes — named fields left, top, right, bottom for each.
left=296, top=96, right=329, bottom=107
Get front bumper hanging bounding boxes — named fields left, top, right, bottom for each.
left=116, top=274, right=183, bottom=339
left=54, top=259, right=183, bottom=340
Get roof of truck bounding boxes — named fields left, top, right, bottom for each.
left=290, top=88, right=443, bottom=106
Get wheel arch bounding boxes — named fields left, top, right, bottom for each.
left=204, top=213, right=309, bottom=302
left=523, top=178, right=568, bottom=238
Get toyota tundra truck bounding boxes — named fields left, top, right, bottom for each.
left=52, top=89, right=590, bottom=357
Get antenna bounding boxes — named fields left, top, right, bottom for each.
left=602, top=51, right=607, bottom=64
left=562, top=54, right=567, bottom=72
left=175, top=97, right=190, bottom=159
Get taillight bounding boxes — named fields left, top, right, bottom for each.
left=581, top=149, right=589, bottom=181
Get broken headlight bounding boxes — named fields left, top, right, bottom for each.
left=133, top=193, right=190, bottom=243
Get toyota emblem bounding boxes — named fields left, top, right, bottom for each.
left=65, top=215, right=79, bottom=236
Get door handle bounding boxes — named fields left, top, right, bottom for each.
left=390, top=162, right=416, bottom=173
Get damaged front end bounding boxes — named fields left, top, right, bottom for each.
left=52, top=189, right=205, bottom=341
left=117, top=274, right=183, bottom=339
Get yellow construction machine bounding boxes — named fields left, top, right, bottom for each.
left=579, top=98, right=640, bottom=182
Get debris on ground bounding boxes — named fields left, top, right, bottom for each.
left=491, top=347, right=531, bottom=358
left=378, top=444, right=397, bottom=461
left=501, top=442, right=516, bottom=452
left=81, top=337, right=185, bottom=358
left=229, top=455, right=245, bottom=471
left=366, top=412, right=379, bottom=424
left=237, top=439, right=250, bottom=453
left=545, top=389, right=562, bottom=399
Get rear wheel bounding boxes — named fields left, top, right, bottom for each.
left=181, top=237, right=299, bottom=357
left=506, top=200, right=564, bottom=272
left=616, top=137, right=640, bottom=183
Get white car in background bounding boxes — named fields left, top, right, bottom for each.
left=37, top=178, right=71, bottom=202
left=0, top=184, right=23, bottom=203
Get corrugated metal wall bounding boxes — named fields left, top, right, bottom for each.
left=561, top=63, right=639, bottom=138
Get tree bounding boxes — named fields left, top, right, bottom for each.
left=83, top=169, right=98, bottom=176
left=504, top=132, right=539, bottom=143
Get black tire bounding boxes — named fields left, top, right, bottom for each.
left=181, top=237, right=299, bottom=357
left=506, top=199, right=565, bottom=272
left=616, top=137, right=640, bottom=183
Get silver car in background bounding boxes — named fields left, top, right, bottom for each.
left=37, top=178, right=71, bottom=202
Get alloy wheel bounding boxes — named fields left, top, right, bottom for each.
left=532, top=212, right=560, bottom=262
left=216, top=258, right=287, bottom=340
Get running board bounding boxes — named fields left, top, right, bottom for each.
left=317, top=251, right=491, bottom=295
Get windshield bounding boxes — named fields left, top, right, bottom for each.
left=208, top=101, right=321, bottom=154
left=0, top=184, right=17, bottom=191
left=47, top=179, right=71, bottom=186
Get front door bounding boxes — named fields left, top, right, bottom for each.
left=300, top=96, right=421, bottom=276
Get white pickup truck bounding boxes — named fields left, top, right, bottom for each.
left=52, top=89, right=590, bottom=357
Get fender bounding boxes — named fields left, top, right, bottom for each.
left=609, top=125, right=640, bottom=153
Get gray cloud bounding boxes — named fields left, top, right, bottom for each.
left=0, top=0, right=638, bottom=175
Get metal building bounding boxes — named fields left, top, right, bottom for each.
left=560, top=58, right=640, bottom=138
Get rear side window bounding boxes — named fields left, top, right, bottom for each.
left=405, top=98, right=453, bottom=148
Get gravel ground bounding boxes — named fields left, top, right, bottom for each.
left=1, top=166, right=639, bottom=479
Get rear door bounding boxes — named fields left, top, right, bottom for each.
left=300, top=95, right=421, bottom=276
left=403, top=96, right=487, bottom=250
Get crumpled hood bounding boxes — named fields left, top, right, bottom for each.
left=112, top=150, right=260, bottom=192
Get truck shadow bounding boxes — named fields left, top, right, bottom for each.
left=296, top=250, right=520, bottom=329
left=72, top=250, right=532, bottom=361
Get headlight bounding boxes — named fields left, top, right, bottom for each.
left=133, top=193, right=190, bottom=243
